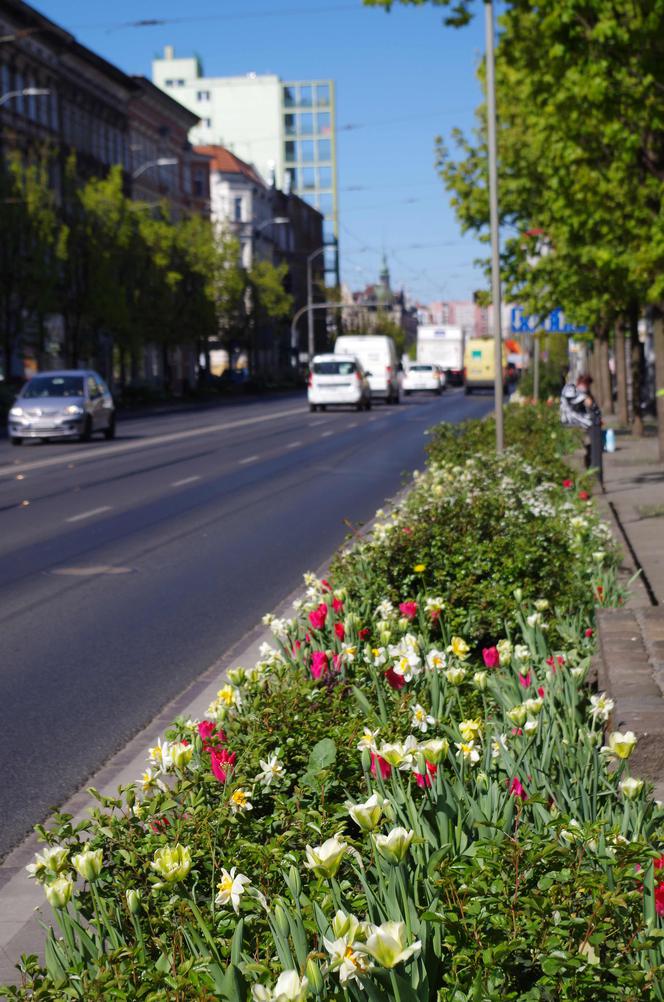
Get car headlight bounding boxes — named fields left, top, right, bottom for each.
left=9, top=406, right=24, bottom=418
left=64, top=404, right=84, bottom=416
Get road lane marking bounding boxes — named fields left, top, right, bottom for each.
left=348, top=422, right=358, bottom=429
left=239, top=455, right=259, bottom=465
left=286, top=441, right=302, bottom=448
left=0, top=405, right=305, bottom=479
left=66, top=506, right=112, bottom=523
left=321, top=431, right=333, bottom=438
left=171, top=475, right=201, bottom=487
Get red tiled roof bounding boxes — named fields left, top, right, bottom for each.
left=194, top=145, right=266, bottom=187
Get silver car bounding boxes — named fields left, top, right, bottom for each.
left=8, top=370, right=116, bottom=445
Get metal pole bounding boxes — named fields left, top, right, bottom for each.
left=307, top=256, right=314, bottom=360
left=533, top=333, right=540, bottom=402
left=484, top=0, right=504, bottom=452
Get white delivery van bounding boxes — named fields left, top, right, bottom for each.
left=333, top=335, right=400, bottom=403
left=416, top=325, right=464, bottom=385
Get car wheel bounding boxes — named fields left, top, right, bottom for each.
left=356, top=399, right=363, bottom=411
left=404, top=390, right=411, bottom=397
left=103, top=415, right=116, bottom=440
left=436, top=387, right=442, bottom=396
left=366, top=398, right=372, bottom=410
left=465, top=385, right=472, bottom=395
left=393, top=392, right=400, bottom=405
left=309, top=403, right=317, bottom=412
left=319, top=405, right=326, bottom=411
left=79, top=416, right=93, bottom=442
left=10, top=436, right=22, bottom=446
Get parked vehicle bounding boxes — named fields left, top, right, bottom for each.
left=403, top=363, right=445, bottom=396
left=8, top=370, right=116, bottom=445
left=333, top=335, right=400, bottom=403
left=463, top=338, right=509, bottom=394
left=307, top=354, right=371, bottom=412
left=417, top=324, right=464, bottom=385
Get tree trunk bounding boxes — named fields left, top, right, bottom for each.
left=630, top=304, right=644, bottom=436
left=614, top=317, right=628, bottom=426
left=597, top=331, right=613, bottom=414
left=653, top=308, right=664, bottom=462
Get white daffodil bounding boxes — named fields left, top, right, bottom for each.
left=229, top=788, right=253, bottom=813
left=411, top=704, right=436, bottom=733
left=589, top=692, right=615, bottom=723
left=346, top=793, right=390, bottom=832
left=252, top=970, right=310, bottom=1002
left=357, top=726, right=380, bottom=752
left=373, top=827, right=414, bottom=864
left=455, top=740, right=480, bottom=764
left=256, top=753, right=286, bottom=788
left=361, top=921, right=421, bottom=969
left=305, top=837, right=347, bottom=878
left=370, top=647, right=387, bottom=668
left=324, top=934, right=373, bottom=985
left=215, top=867, right=251, bottom=913
left=491, top=733, right=509, bottom=759
left=426, top=649, right=447, bottom=671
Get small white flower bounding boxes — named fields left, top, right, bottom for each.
left=411, top=704, right=436, bottom=733
left=455, top=740, right=480, bottom=764
left=256, top=753, right=285, bottom=788
left=589, top=692, right=615, bottom=723
left=426, top=649, right=447, bottom=671
left=357, top=727, right=380, bottom=752
left=215, top=867, right=251, bottom=912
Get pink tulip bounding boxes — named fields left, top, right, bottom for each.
left=210, top=748, right=236, bottom=783
left=308, top=603, right=328, bottom=630
left=518, top=672, right=531, bottom=688
left=482, top=646, right=500, bottom=668
left=414, top=761, right=437, bottom=788
left=399, top=601, right=418, bottom=621
left=310, top=651, right=329, bottom=680
left=537, top=686, right=545, bottom=698
left=332, top=597, right=344, bottom=614
left=334, top=622, right=345, bottom=641
left=370, top=752, right=392, bottom=779
left=508, top=776, right=527, bottom=800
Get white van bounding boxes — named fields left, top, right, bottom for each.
left=333, top=335, right=400, bottom=403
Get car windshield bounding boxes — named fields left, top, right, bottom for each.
left=314, top=361, right=356, bottom=375
left=409, top=365, right=434, bottom=372
left=22, top=376, right=85, bottom=399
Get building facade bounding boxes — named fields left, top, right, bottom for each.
left=152, top=47, right=339, bottom=286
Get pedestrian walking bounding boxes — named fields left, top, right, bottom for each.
left=560, top=374, right=603, bottom=474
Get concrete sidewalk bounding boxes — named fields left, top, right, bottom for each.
left=594, top=424, right=664, bottom=799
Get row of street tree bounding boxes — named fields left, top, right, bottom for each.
left=369, top=0, right=664, bottom=454
left=0, top=152, right=292, bottom=391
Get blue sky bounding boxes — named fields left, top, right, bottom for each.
left=34, top=0, right=490, bottom=303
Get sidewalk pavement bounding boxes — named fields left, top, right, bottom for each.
left=594, top=424, right=664, bottom=799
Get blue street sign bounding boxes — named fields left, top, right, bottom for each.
left=510, top=307, right=588, bottom=335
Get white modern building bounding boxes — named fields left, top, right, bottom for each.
left=152, top=46, right=338, bottom=283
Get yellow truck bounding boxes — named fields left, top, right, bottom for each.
left=463, top=337, right=508, bottom=394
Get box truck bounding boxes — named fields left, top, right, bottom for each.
left=416, top=325, right=464, bottom=385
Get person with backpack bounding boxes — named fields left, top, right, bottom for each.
left=560, top=374, right=602, bottom=472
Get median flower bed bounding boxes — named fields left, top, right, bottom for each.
left=5, top=405, right=664, bottom=1001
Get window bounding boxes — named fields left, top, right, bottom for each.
left=316, top=83, right=330, bottom=106
left=314, top=360, right=355, bottom=376
left=23, top=375, right=84, bottom=398
left=299, top=85, right=312, bottom=107
left=302, top=167, right=315, bottom=190
left=284, top=113, right=296, bottom=136
left=197, top=90, right=210, bottom=101
left=165, top=79, right=174, bottom=86
left=323, top=220, right=336, bottom=243
left=318, top=166, right=332, bottom=189
left=298, top=112, right=313, bottom=135
left=300, top=140, right=314, bottom=163
left=202, top=117, right=212, bottom=128
left=317, top=139, right=331, bottom=161
left=175, top=79, right=185, bottom=87
left=316, top=111, right=331, bottom=135
left=286, top=167, right=298, bottom=191
left=193, top=171, right=204, bottom=197
left=284, top=140, right=296, bottom=162
left=283, top=85, right=296, bottom=107
left=87, top=376, right=101, bottom=400
left=234, top=197, right=243, bottom=222
left=318, top=193, right=333, bottom=215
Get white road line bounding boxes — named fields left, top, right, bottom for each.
left=321, top=430, right=334, bottom=438
left=309, top=420, right=325, bottom=426
left=286, top=441, right=302, bottom=449
left=66, top=506, right=112, bottom=524
left=239, top=455, right=259, bottom=465
left=348, top=422, right=358, bottom=429
left=171, top=475, right=201, bottom=487
left=0, top=405, right=305, bottom=479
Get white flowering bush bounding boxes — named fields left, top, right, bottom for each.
left=4, top=407, right=664, bottom=1001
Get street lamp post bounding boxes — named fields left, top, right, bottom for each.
left=131, top=157, right=178, bottom=180
left=484, top=0, right=504, bottom=453
left=307, top=245, right=326, bottom=360
left=0, top=87, right=50, bottom=107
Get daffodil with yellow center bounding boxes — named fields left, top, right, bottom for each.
left=458, top=718, right=483, bottom=742
left=448, top=636, right=470, bottom=660
left=229, top=788, right=253, bottom=813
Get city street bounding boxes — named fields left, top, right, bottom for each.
left=0, top=389, right=491, bottom=858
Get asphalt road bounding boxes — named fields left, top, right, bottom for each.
left=0, top=389, right=491, bottom=857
